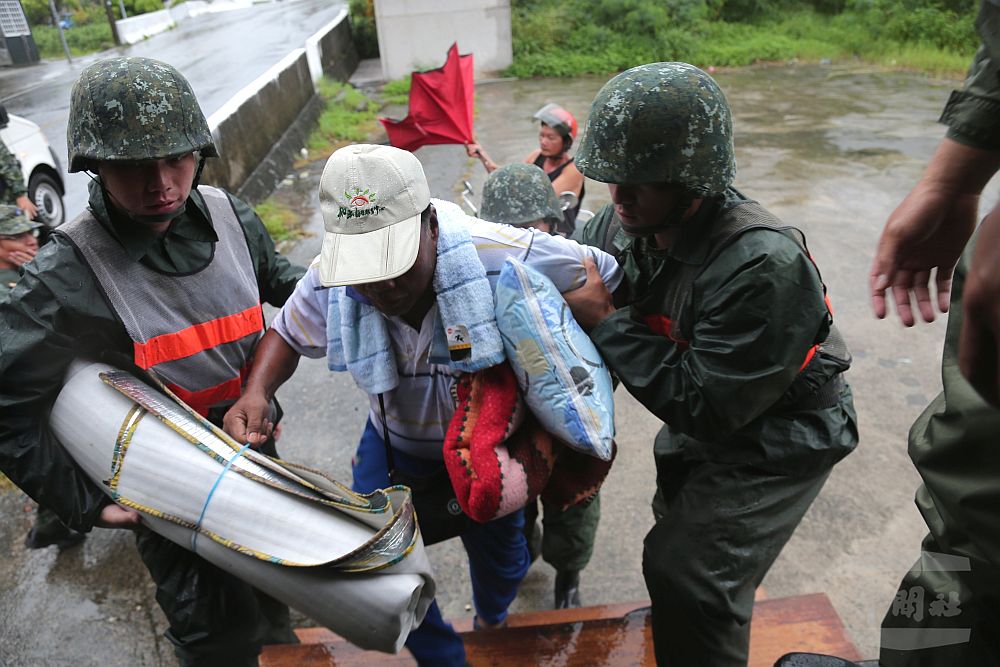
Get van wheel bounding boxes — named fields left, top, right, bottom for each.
left=29, top=173, right=65, bottom=228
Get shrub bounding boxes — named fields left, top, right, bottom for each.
left=349, top=0, right=378, bottom=59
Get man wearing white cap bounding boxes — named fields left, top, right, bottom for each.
left=224, top=144, right=623, bottom=665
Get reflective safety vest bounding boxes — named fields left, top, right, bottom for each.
left=60, top=186, right=262, bottom=415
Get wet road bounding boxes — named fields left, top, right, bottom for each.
left=2, top=63, right=995, bottom=665
left=0, top=0, right=346, bottom=221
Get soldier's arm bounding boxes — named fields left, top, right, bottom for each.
left=0, top=240, right=116, bottom=531
left=590, top=232, right=828, bottom=442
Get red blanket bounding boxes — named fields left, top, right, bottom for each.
left=443, top=363, right=616, bottom=523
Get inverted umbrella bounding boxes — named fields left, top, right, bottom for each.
left=381, top=43, right=474, bottom=151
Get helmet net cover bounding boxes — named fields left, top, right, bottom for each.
left=67, top=56, right=218, bottom=173
left=575, top=62, right=736, bottom=196
left=533, top=103, right=579, bottom=140
left=479, top=163, right=564, bottom=228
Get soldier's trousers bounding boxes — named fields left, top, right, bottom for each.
left=134, top=437, right=297, bottom=666
left=879, top=236, right=1000, bottom=667
left=136, top=529, right=298, bottom=666
left=523, top=493, right=600, bottom=573
left=644, top=448, right=831, bottom=666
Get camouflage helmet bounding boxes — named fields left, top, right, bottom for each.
left=0, top=205, right=41, bottom=236
left=576, top=62, right=736, bottom=195
left=67, top=56, right=218, bottom=173
left=480, top=164, right=563, bottom=229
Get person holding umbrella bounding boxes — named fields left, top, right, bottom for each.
left=465, top=103, right=586, bottom=235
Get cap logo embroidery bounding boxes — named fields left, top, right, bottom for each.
left=339, top=187, right=386, bottom=220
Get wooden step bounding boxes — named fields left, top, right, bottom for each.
left=261, top=593, right=862, bottom=667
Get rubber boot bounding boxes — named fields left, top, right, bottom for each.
left=24, top=505, right=86, bottom=550
left=554, top=569, right=581, bottom=609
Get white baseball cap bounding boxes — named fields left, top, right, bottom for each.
left=318, top=144, right=431, bottom=287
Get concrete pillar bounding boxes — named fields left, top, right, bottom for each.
left=374, top=0, right=512, bottom=81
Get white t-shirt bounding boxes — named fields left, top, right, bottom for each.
left=272, top=215, right=623, bottom=459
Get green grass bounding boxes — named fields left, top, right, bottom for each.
left=0, top=471, right=15, bottom=492
left=504, top=6, right=976, bottom=79
left=301, top=79, right=381, bottom=161
left=33, top=23, right=115, bottom=60
left=380, top=75, right=412, bottom=107
left=255, top=199, right=300, bottom=243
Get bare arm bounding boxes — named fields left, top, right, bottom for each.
left=224, top=329, right=302, bottom=447
left=466, top=142, right=498, bottom=173
left=870, top=137, right=1000, bottom=325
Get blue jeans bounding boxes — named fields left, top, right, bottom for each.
left=352, top=419, right=530, bottom=667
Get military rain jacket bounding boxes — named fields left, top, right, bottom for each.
left=0, top=180, right=303, bottom=532
left=576, top=188, right=858, bottom=473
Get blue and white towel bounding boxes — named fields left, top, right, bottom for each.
left=326, top=199, right=505, bottom=394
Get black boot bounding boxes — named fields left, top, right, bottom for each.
left=554, top=569, right=581, bottom=609
left=24, top=506, right=86, bottom=550
left=774, top=653, right=879, bottom=667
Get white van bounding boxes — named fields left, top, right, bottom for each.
left=0, top=104, right=66, bottom=227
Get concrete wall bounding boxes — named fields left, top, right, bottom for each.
left=116, top=8, right=174, bottom=45
left=200, top=7, right=358, bottom=203
left=117, top=0, right=255, bottom=47
left=374, top=0, right=511, bottom=80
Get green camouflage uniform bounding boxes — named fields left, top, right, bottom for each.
left=0, top=205, right=39, bottom=297
left=479, top=163, right=601, bottom=587
left=0, top=57, right=302, bottom=667
left=879, top=3, right=1000, bottom=664
left=0, top=141, right=27, bottom=204
left=575, top=63, right=857, bottom=666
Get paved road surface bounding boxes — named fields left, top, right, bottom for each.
left=0, top=0, right=346, bottom=221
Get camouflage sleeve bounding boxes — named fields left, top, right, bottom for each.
left=228, top=193, right=306, bottom=307
left=0, top=140, right=27, bottom=199
left=940, top=1, right=1000, bottom=149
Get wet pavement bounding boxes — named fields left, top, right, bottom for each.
left=2, top=61, right=995, bottom=665
left=0, top=0, right=346, bottom=222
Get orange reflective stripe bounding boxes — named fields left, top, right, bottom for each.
left=644, top=314, right=673, bottom=337
left=133, top=306, right=263, bottom=369
left=643, top=314, right=690, bottom=351
left=166, top=374, right=245, bottom=416
left=799, top=345, right=818, bottom=373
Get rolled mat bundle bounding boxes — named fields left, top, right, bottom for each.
left=50, top=361, right=435, bottom=654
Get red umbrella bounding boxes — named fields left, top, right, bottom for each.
left=381, top=43, right=475, bottom=152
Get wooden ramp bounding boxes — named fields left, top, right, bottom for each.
left=261, top=593, right=862, bottom=667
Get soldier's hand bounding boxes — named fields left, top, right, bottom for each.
left=564, top=254, right=615, bottom=332
left=95, top=503, right=142, bottom=529
left=871, top=138, right=1000, bottom=326
left=15, top=194, right=38, bottom=220
left=870, top=182, right=973, bottom=325
left=959, top=204, right=1000, bottom=407
left=223, top=390, right=273, bottom=449
left=5, top=247, right=36, bottom=266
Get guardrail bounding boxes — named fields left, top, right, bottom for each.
left=200, top=8, right=357, bottom=202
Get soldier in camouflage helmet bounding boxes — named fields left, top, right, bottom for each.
left=0, top=56, right=304, bottom=666
left=480, top=164, right=564, bottom=234
left=0, top=205, right=43, bottom=295
left=566, top=63, right=858, bottom=666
